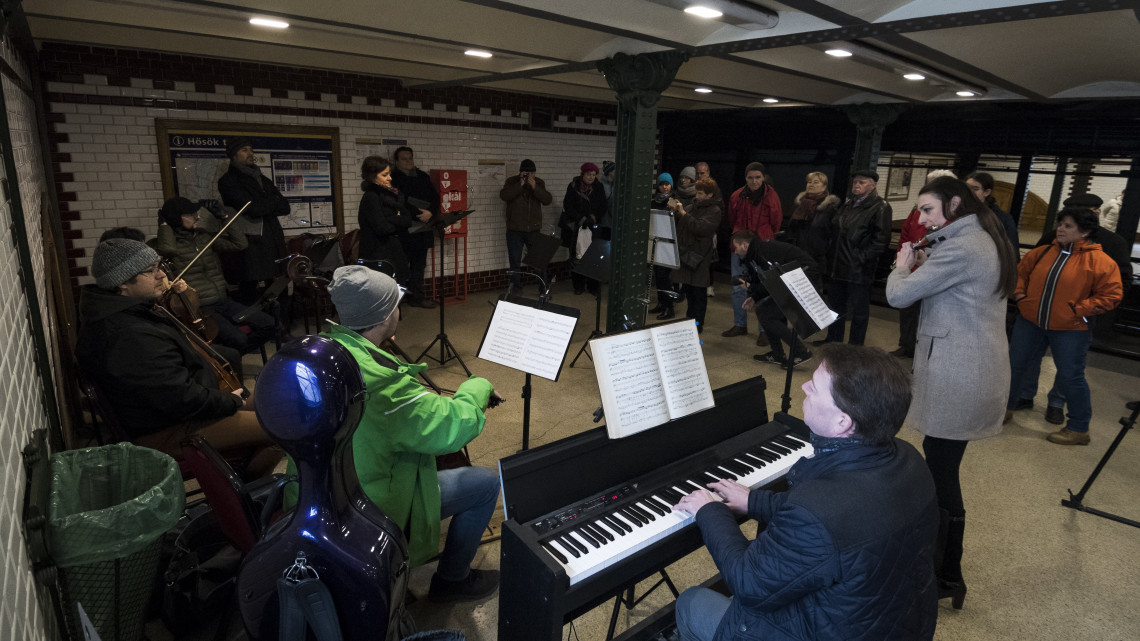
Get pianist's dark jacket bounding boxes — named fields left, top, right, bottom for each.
left=695, top=437, right=938, bottom=641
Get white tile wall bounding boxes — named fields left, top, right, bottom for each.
left=1, top=36, right=53, bottom=641
left=52, top=79, right=618, bottom=284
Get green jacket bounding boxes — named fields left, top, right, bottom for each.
left=152, top=220, right=247, bottom=305
left=288, top=325, right=493, bottom=566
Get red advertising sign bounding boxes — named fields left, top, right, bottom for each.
left=430, top=169, right=468, bottom=235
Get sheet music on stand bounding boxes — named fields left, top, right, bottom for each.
left=756, top=264, right=838, bottom=339
left=649, top=208, right=679, bottom=268
left=477, top=298, right=580, bottom=381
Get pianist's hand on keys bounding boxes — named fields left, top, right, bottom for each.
left=674, top=478, right=749, bottom=516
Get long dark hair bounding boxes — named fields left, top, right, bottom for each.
left=965, top=171, right=999, bottom=208
left=919, top=176, right=1018, bottom=298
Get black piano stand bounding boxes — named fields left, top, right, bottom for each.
left=1061, top=400, right=1140, bottom=528
left=606, top=570, right=679, bottom=641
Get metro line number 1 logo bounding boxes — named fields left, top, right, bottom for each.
left=171, top=135, right=223, bottom=147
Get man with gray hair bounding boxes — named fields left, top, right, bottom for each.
left=75, top=238, right=282, bottom=479
left=321, top=265, right=504, bottom=603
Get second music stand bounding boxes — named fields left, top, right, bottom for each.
left=569, top=239, right=611, bottom=367
left=417, top=209, right=474, bottom=373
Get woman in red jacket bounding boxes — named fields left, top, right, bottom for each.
left=1007, top=206, right=1123, bottom=445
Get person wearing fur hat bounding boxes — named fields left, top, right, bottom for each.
left=216, top=137, right=290, bottom=301
left=151, top=196, right=276, bottom=353
left=821, top=169, right=893, bottom=346
left=500, top=159, right=554, bottom=291
left=312, top=265, right=504, bottom=602
left=75, top=238, right=282, bottom=479
left=559, top=162, right=609, bottom=295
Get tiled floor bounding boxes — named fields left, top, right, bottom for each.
left=163, top=273, right=1140, bottom=641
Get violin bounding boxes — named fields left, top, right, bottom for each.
left=912, top=225, right=945, bottom=252
left=153, top=303, right=247, bottom=398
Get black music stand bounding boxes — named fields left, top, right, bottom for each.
left=477, top=295, right=579, bottom=450
left=755, top=263, right=835, bottom=413
left=514, top=231, right=562, bottom=297
left=416, top=209, right=474, bottom=373
left=569, top=239, right=611, bottom=367
left=1061, top=400, right=1140, bottom=528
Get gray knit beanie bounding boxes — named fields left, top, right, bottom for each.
left=327, top=265, right=403, bottom=330
left=92, top=239, right=160, bottom=289
left=680, top=166, right=697, bottom=181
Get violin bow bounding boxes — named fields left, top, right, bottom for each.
left=171, top=200, right=252, bottom=283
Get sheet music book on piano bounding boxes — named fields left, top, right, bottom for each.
left=591, top=320, right=714, bottom=439
left=477, top=299, right=579, bottom=381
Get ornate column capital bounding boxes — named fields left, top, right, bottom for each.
left=598, top=51, right=689, bottom=111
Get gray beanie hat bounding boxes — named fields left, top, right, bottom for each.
left=92, top=239, right=160, bottom=289
left=680, top=166, right=697, bottom=181
left=328, top=265, right=403, bottom=330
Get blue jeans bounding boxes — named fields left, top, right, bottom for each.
left=731, top=253, right=748, bottom=329
left=1015, top=340, right=1067, bottom=409
left=1007, top=315, right=1093, bottom=432
left=676, top=587, right=731, bottom=641
left=825, top=279, right=871, bottom=345
left=505, top=230, right=530, bottom=287
left=437, top=465, right=500, bottom=580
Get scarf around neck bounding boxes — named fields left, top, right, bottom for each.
left=792, top=190, right=828, bottom=221
left=742, top=182, right=767, bottom=206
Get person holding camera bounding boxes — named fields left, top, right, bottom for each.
left=500, top=159, right=553, bottom=292
left=152, top=196, right=277, bottom=353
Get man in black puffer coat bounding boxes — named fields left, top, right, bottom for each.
left=674, top=344, right=938, bottom=641
left=217, top=137, right=290, bottom=301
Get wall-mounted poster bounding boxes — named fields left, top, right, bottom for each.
left=156, top=120, right=343, bottom=234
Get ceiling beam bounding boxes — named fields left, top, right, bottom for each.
left=453, top=0, right=689, bottom=50
left=714, top=54, right=915, bottom=104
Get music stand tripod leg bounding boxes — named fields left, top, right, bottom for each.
left=570, top=284, right=604, bottom=368
left=1060, top=401, right=1140, bottom=528
left=416, top=226, right=471, bottom=375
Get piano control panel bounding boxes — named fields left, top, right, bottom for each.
left=531, top=484, right=639, bottom=535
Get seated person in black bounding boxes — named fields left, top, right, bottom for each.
left=731, top=229, right=822, bottom=368
left=76, top=238, right=281, bottom=478
left=674, top=344, right=938, bottom=641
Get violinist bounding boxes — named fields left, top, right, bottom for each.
left=75, top=238, right=282, bottom=479
left=152, top=197, right=276, bottom=354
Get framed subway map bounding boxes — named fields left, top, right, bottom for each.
left=156, top=120, right=343, bottom=234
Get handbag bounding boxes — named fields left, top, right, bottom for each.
left=679, top=247, right=707, bottom=272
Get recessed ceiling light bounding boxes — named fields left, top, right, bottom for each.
left=903, top=73, right=925, bottom=81
left=956, top=90, right=977, bottom=97
left=825, top=49, right=853, bottom=57
left=763, top=98, right=779, bottom=103
left=694, top=87, right=713, bottom=94
left=249, top=17, right=289, bottom=29
left=465, top=49, right=493, bottom=58
left=685, top=6, right=724, bottom=19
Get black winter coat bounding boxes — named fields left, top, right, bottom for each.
left=391, top=168, right=440, bottom=253
left=559, top=178, right=608, bottom=248
left=695, top=436, right=938, bottom=641
left=827, top=192, right=893, bottom=284
left=217, top=164, right=290, bottom=281
left=358, top=181, right=417, bottom=283
left=75, top=286, right=243, bottom=438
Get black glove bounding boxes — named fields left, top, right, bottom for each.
left=199, top=199, right=225, bottom=219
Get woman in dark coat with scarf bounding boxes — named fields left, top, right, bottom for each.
left=559, top=162, right=608, bottom=294
left=672, top=178, right=722, bottom=332
left=358, top=155, right=431, bottom=285
left=785, top=171, right=840, bottom=270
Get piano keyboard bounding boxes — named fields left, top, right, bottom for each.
left=532, top=433, right=813, bottom=585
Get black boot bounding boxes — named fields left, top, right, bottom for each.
left=935, top=510, right=967, bottom=609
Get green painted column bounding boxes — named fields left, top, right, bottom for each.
left=842, top=104, right=905, bottom=177
left=597, top=51, right=687, bottom=332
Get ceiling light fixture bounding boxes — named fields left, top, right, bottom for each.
left=956, top=90, right=977, bottom=97
left=763, top=98, right=778, bottom=103
left=825, top=49, right=853, bottom=57
left=903, top=73, right=925, bottom=81
left=465, top=50, right=493, bottom=58
left=694, top=87, right=713, bottom=94
left=249, top=17, right=289, bottom=29
left=684, top=6, right=724, bottom=19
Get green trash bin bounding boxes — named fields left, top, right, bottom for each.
left=48, top=443, right=185, bottom=641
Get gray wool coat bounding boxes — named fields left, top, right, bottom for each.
left=886, top=215, right=1008, bottom=441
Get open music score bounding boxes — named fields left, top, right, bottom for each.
left=477, top=299, right=578, bottom=381
left=591, top=320, right=714, bottom=438
left=779, top=267, right=837, bottom=331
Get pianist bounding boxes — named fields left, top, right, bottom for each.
left=674, top=344, right=938, bottom=641
left=320, top=266, right=503, bottom=604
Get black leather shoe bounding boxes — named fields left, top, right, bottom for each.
left=1045, top=406, right=1065, bottom=425
left=656, top=308, right=675, bottom=320
left=937, top=579, right=967, bottom=610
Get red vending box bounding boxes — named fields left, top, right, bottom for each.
left=430, top=169, right=468, bottom=235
